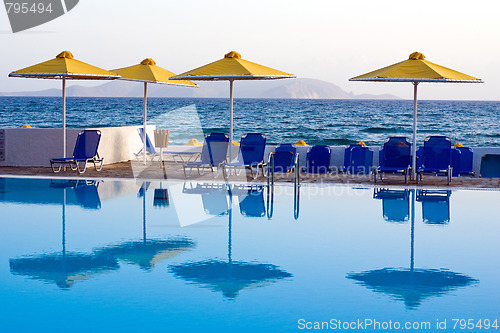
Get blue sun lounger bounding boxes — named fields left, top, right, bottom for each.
left=302, top=145, right=331, bottom=174
left=268, top=144, right=299, bottom=185
left=374, top=137, right=412, bottom=183
left=50, top=130, right=103, bottom=174
left=417, top=136, right=453, bottom=185
left=480, top=154, right=500, bottom=178
left=135, top=128, right=157, bottom=160
left=451, top=146, right=475, bottom=177
left=223, top=133, right=267, bottom=179
left=343, top=145, right=373, bottom=175
left=183, top=133, right=229, bottom=178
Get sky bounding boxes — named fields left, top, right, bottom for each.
left=0, top=0, right=498, bottom=100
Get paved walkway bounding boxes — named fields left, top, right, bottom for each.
left=1, top=161, right=499, bottom=189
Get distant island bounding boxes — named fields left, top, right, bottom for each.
left=0, top=78, right=400, bottom=100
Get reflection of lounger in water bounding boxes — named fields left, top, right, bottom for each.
left=50, top=179, right=101, bottom=210
left=183, top=183, right=229, bottom=216
left=373, top=188, right=409, bottom=223
left=416, top=190, right=451, bottom=225
left=232, top=184, right=266, bottom=218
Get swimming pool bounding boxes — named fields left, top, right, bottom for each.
left=0, top=177, right=498, bottom=332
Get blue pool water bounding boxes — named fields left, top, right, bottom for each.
left=1, top=97, right=500, bottom=147
left=0, top=178, right=499, bottom=332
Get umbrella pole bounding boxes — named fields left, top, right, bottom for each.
left=62, top=78, right=67, bottom=159
left=410, top=189, right=415, bottom=272
left=143, top=182, right=147, bottom=243
left=411, top=82, right=419, bottom=179
left=143, top=82, right=148, bottom=165
left=229, top=79, right=234, bottom=162
left=228, top=185, right=232, bottom=264
left=62, top=188, right=66, bottom=257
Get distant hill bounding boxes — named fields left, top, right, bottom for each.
left=0, top=78, right=401, bottom=100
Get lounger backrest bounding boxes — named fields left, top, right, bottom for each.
left=200, top=133, right=229, bottom=165
left=307, top=145, right=331, bottom=174
left=382, top=137, right=411, bottom=168
left=239, top=133, right=266, bottom=165
left=480, top=154, right=500, bottom=178
left=421, top=136, right=452, bottom=170
left=73, top=130, right=101, bottom=159
left=270, top=151, right=295, bottom=173
left=347, top=146, right=373, bottom=174
left=137, top=128, right=156, bottom=154
left=270, top=144, right=297, bottom=173
left=456, top=147, right=474, bottom=174
left=275, top=144, right=296, bottom=154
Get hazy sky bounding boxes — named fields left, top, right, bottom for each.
left=0, top=0, right=498, bottom=100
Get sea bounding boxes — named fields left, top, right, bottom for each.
left=1, top=97, right=499, bottom=147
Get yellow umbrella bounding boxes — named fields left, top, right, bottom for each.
left=349, top=52, right=482, bottom=178
left=9, top=51, right=120, bottom=158
left=170, top=51, right=295, bottom=159
left=111, top=58, right=197, bottom=164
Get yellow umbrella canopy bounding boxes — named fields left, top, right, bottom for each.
left=112, top=58, right=197, bottom=86
left=170, top=51, right=295, bottom=158
left=9, top=51, right=120, bottom=158
left=111, top=58, right=197, bottom=164
left=349, top=52, right=483, bottom=178
left=350, top=52, right=481, bottom=82
left=9, top=51, right=120, bottom=80
left=171, top=51, right=295, bottom=80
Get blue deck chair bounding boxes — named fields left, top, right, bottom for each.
left=302, top=145, right=331, bottom=174
left=480, top=154, right=500, bottom=178
left=417, top=136, right=453, bottom=185
left=50, top=130, right=103, bottom=174
left=451, top=147, right=475, bottom=177
left=374, top=137, right=412, bottom=183
left=135, top=128, right=158, bottom=160
left=233, top=184, right=266, bottom=218
left=343, top=145, right=373, bottom=175
left=373, top=188, right=410, bottom=223
left=268, top=144, right=299, bottom=185
left=183, top=133, right=229, bottom=178
left=416, top=190, right=451, bottom=224
left=223, top=133, right=267, bottom=179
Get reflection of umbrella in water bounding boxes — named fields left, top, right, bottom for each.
left=9, top=182, right=118, bottom=289
left=99, top=182, right=195, bottom=271
left=169, top=183, right=292, bottom=299
left=10, top=252, right=118, bottom=289
left=347, top=190, right=477, bottom=309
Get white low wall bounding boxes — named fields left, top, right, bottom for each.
left=0, top=125, right=154, bottom=167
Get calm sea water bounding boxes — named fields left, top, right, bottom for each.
left=1, top=97, right=499, bottom=147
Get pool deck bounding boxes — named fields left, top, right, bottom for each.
left=1, top=160, right=499, bottom=189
